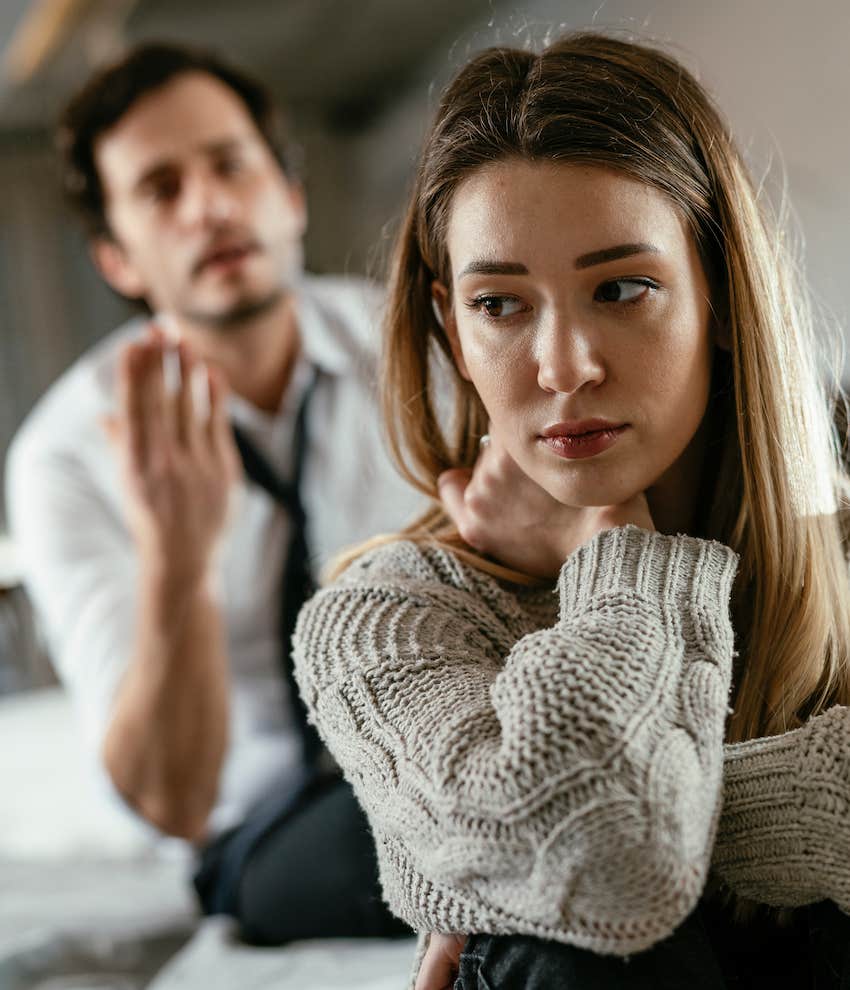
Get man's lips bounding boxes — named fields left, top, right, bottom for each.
left=193, top=241, right=260, bottom=276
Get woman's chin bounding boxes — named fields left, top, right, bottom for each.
left=541, top=472, right=651, bottom=509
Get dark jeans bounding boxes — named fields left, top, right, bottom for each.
left=193, top=772, right=409, bottom=944
left=455, top=899, right=850, bottom=990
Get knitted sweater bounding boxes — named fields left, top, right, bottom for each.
left=293, top=526, right=850, bottom=957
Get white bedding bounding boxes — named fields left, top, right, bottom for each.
left=150, top=919, right=416, bottom=990
left=0, top=687, right=417, bottom=988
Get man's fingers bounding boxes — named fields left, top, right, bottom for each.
left=176, top=341, right=197, bottom=448
left=119, top=334, right=181, bottom=473
left=142, top=339, right=171, bottom=449
left=99, top=414, right=121, bottom=448
left=207, top=364, right=225, bottom=438
left=118, top=343, right=152, bottom=470
left=207, top=365, right=238, bottom=477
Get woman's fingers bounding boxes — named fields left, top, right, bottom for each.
left=437, top=467, right=473, bottom=524
left=439, top=429, right=508, bottom=547
left=414, top=933, right=466, bottom=990
left=439, top=467, right=492, bottom=551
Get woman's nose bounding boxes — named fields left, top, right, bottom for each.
left=536, top=321, right=606, bottom=395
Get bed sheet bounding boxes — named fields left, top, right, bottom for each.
left=0, top=687, right=418, bottom=989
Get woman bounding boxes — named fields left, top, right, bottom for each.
left=293, top=33, right=850, bottom=989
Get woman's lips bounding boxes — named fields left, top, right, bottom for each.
left=539, top=423, right=629, bottom=460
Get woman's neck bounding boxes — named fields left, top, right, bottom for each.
left=646, top=413, right=711, bottom=536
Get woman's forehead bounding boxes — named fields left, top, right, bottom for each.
left=445, top=160, right=693, bottom=272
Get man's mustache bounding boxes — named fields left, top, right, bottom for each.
left=191, top=232, right=263, bottom=277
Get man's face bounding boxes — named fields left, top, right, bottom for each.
left=94, top=71, right=305, bottom=328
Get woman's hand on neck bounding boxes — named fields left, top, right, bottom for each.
left=438, top=428, right=655, bottom=580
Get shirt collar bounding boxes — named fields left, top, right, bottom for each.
left=294, top=275, right=357, bottom=377
left=228, top=354, right=313, bottom=431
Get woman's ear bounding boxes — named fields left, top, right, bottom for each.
left=431, top=280, right=470, bottom=381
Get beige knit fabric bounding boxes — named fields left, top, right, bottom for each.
left=714, top=703, right=850, bottom=913
left=293, top=525, right=849, bottom=957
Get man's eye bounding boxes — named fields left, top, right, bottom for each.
left=594, top=278, right=656, bottom=303
left=146, top=180, right=180, bottom=203
left=216, top=157, right=244, bottom=176
left=469, top=295, right=526, bottom=318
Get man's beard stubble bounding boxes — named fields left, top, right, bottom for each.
left=180, top=285, right=286, bottom=334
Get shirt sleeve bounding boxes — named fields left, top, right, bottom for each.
left=714, top=703, right=850, bottom=911
left=6, top=428, right=137, bottom=759
left=293, top=525, right=738, bottom=955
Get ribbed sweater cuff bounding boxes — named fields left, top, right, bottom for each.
left=714, top=731, right=808, bottom=881
left=716, top=708, right=850, bottom=910
left=722, top=706, right=850, bottom=826
left=558, top=525, right=738, bottom=619
left=721, top=731, right=801, bottom=817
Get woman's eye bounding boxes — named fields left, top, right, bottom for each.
left=470, top=295, right=526, bottom=318
left=594, top=278, right=656, bottom=304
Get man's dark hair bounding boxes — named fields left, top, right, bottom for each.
left=57, top=41, right=298, bottom=237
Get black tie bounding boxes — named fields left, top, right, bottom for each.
left=231, top=370, right=323, bottom=766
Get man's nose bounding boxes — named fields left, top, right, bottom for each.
left=178, top=171, right=240, bottom=227
left=536, top=317, right=606, bottom=395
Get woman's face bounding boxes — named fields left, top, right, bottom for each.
left=439, top=160, right=718, bottom=509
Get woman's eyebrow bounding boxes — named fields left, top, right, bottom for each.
left=574, top=242, right=660, bottom=269
left=457, top=243, right=661, bottom=279
left=457, top=260, right=528, bottom=278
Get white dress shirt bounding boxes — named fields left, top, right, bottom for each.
left=6, top=274, right=425, bottom=837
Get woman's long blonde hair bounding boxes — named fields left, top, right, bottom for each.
left=347, top=32, right=850, bottom=743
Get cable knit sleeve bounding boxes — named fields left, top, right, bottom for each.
left=293, top=526, right=738, bottom=955
left=714, top=704, right=850, bottom=911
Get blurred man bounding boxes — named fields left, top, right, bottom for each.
left=6, top=43, right=419, bottom=943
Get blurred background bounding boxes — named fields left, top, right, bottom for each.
left=0, top=3, right=848, bottom=984
left=1, top=0, right=850, bottom=668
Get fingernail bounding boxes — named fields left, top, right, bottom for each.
left=157, top=312, right=180, bottom=341
left=192, top=362, right=210, bottom=419
left=162, top=345, right=181, bottom=395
